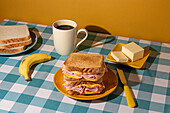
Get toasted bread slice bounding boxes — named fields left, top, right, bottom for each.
left=62, top=53, right=104, bottom=73
left=0, top=38, right=32, bottom=48
left=0, top=25, right=30, bottom=44
left=0, top=46, right=25, bottom=53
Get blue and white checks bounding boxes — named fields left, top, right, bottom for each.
left=0, top=19, right=170, bottom=113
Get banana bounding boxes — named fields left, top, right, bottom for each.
left=19, top=53, right=52, bottom=81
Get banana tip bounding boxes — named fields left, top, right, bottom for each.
left=25, top=78, right=32, bottom=81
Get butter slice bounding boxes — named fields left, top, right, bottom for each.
left=111, top=51, right=128, bottom=62
left=122, top=42, right=144, bottom=62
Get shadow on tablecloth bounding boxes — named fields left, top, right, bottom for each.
left=75, top=25, right=116, bottom=52
left=85, top=25, right=111, bottom=35
left=141, top=46, right=160, bottom=69
left=26, top=27, right=43, bottom=54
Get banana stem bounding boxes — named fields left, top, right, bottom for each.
left=23, top=75, right=32, bottom=81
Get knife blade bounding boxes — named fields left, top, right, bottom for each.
left=116, top=66, right=136, bottom=108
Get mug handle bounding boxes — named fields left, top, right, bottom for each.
left=76, top=29, right=88, bottom=48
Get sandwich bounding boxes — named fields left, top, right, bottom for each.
left=62, top=53, right=106, bottom=95
left=0, top=25, right=32, bottom=53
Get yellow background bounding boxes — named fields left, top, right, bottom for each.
left=0, top=0, right=170, bottom=43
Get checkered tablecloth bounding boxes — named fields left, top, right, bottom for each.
left=0, top=19, right=170, bottom=113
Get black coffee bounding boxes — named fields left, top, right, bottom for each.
left=56, top=25, right=74, bottom=30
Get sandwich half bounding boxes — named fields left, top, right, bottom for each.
left=62, top=53, right=106, bottom=95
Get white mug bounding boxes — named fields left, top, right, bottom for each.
left=52, top=19, right=88, bottom=56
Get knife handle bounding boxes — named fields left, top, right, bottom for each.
left=124, top=85, right=136, bottom=108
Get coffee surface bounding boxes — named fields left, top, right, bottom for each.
left=56, top=25, right=74, bottom=30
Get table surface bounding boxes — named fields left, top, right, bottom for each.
left=0, top=19, right=170, bottom=113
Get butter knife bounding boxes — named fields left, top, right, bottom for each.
left=116, top=66, right=136, bottom=108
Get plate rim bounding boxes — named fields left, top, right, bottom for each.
left=0, top=31, right=37, bottom=56
left=53, top=67, right=118, bottom=100
left=106, top=43, right=151, bottom=69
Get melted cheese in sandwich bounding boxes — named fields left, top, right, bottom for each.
left=71, top=71, right=101, bottom=75
left=75, top=84, right=102, bottom=88
left=84, top=90, right=101, bottom=94
left=63, top=72, right=104, bottom=81
left=70, top=71, right=82, bottom=75
left=63, top=82, right=103, bottom=88
left=66, top=88, right=69, bottom=91
left=83, top=74, right=104, bottom=81
left=63, top=73, right=82, bottom=79
left=63, top=64, right=106, bottom=81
